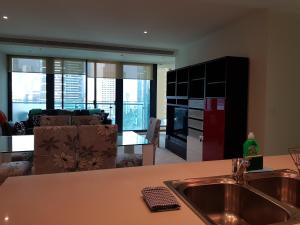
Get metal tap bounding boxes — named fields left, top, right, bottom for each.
left=232, top=158, right=250, bottom=184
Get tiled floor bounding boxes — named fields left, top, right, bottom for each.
left=118, top=132, right=186, bottom=165
left=155, top=133, right=186, bottom=165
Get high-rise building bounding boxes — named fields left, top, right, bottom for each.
left=54, top=74, right=86, bottom=109
left=96, top=77, right=116, bottom=123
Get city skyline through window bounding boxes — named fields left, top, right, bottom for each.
left=54, top=60, right=86, bottom=110
left=123, top=79, right=150, bottom=130
left=11, top=58, right=46, bottom=121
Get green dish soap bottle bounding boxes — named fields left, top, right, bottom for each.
left=243, top=132, right=259, bottom=157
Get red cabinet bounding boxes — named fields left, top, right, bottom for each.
left=202, top=57, right=249, bottom=161
left=203, top=98, right=225, bottom=160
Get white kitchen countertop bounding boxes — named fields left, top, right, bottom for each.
left=0, top=155, right=298, bottom=225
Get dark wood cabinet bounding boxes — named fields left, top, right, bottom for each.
left=166, top=56, right=249, bottom=160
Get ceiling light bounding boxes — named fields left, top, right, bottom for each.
left=143, top=31, right=148, bottom=34
left=2, top=16, right=8, bottom=20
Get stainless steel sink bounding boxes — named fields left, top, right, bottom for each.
left=165, top=174, right=300, bottom=225
left=246, top=169, right=300, bottom=209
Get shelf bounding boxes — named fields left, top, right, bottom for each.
left=205, top=96, right=225, bottom=99
left=177, top=68, right=189, bottom=83
left=167, top=103, right=188, bottom=108
left=167, top=99, right=176, bottom=104
left=189, top=97, right=204, bottom=100
left=188, top=118, right=203, bottom=129
left=188, top=107, right=204, bottom=110
left=177, top=99, right=188, bottom=105
left=206, top=81, right=226, bottom=98
left=176, top=82, right=188, bottom=96
left=176, top=96, right=188, bottom=99
left=189, top=78, right=205, bottom=99
left=191, top=78, right=205, bottom=81
left=176, top=104, right=188, bottom=108
left=167, top=71, right=176, bottom=83
left=167, top=96, right=188, bottom=99
left=177, top=81, right=188, bottom=84
left=188, top=127, right=203, bottom=132
left=167, top=82, right=176, bottom=96
left=188, top=117, right=203, bottom=121
left=206, top=58, right=226, bottom=83
left=188, top=99, right=205, bottom=110
left=189, top=64, right=205, bottom=81
left=167, top=96, right=178, bottom=99
left=167, top=81, right=176, bottom=84
left=207, top=81, right=226, bottom=85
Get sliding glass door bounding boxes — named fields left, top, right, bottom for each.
left=123, top=79, right=150, bottom=130
left=96, top=78, right=116, bottom=124
left=11, top=58, right=46, bottom=121
left=54, top=60, right=86, bottom=109
left=9, top=57, right=154, bottom=131
left=122, top=64, right=152, bottom=130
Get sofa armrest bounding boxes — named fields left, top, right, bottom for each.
left=0, top=122, right=14, bottom=136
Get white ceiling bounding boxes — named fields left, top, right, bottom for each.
left=0, top=43, right=175, bottom=65
left=0, top=0, right=299, bottom=63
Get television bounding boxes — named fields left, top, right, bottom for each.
left=173, top=107, right=188, bottom=140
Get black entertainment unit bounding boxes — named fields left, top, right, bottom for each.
left=166, top=56, right=249, bottom=160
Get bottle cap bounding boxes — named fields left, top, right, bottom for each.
left=248, top=132, right=255, bottom=139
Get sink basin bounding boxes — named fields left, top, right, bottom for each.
left=165, top=176, right=293, bottom=225
left=246, top=169, right=300, bottom=209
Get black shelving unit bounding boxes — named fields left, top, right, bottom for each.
left=166, top=56, right=249, bottom=160
left=166, top=68, right=189, bottom=159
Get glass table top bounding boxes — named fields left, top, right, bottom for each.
left=0, top=131, right=150, bottom=153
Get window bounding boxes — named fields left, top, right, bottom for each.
left=9, top=57, right=154, bottom=131
left=96, top=78, right=116, bottom=124
left=11, top=58, right=46, bottom=121
left=87, top=62, right=117, bottom=124
left=87, top=62, right=95, bottom=109
left=95, top=62, right=117, bottom=123
left=122, top=64, right=152, bottom=130
left=54, top=60, right=86, bottom=109
left=123, top=79, right=150, bottom=130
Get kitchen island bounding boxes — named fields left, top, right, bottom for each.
left=0, top=155, right=298, bottom=225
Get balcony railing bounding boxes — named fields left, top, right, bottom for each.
left=123, top=101, right=148, bottom=130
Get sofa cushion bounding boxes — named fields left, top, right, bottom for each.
left=28, top=109, right=43, bottom=116
left=73, top=110, right=89, bottom=116
left=40, top=115, right=71, bottom=126
left=88, top=109, right=101, bottom=115
left=29, top=115, right=42, bottom=127
left=13, top=121, right=26, bottom=135
left=71, top=115, right=103, bottom=126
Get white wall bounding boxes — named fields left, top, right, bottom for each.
left=264, top=11, right=300, bottom=155
left=0, top=52, right=7, bottom=115
left=157, top=66, right=167, bottom=123
left=176, top=9, right=300, bottom=156
left=157, top=64, right=175, bottom=125
left=176, top=11, right=269, bottom=152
